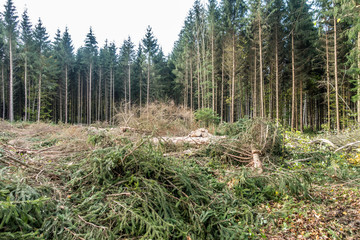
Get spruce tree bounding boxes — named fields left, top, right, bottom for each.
left=2, top=0, right=18, bottom=121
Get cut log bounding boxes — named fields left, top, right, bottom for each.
left=251, top=149, right=263, bottom=174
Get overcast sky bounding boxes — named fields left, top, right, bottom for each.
left=11, top=0, right=203, bottom=55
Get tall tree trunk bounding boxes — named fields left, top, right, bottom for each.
left=9, top=37, right=14, bottom=122
left=231, top=33, right=236, bottom=123
left=88, top=63, right=92, bottom=125
left=211, top=31, right=215, bottom=112
left=105, top=71, right=108, bottom=123
left=78, top=72, right=81, bottom=124
left=60, top=82, right=63, bottom=122
left=259, top=19, right=264, bottom=118
left=37, top=71, right=42, bottom=122
left=98, top=68, right=102, bottom=121
left=291, top=31, right=296, bottom=130
left=300, top=77, right=303, bottom=132
left=185, top=58, right=189, bottom=108
left=190, top=57, right=193, bottom=112
left=254, top=45, right=257, bottom=118
left=326, top=31, right=331, bottom=129
left=65, top=65, right=68, bottom=123
left=221, top=49, right=224, bottom=122
left=112, top=70, right=115, bottom=125
left=124, top=65, right=127, bottom=114
left=357, top=31, right=360, bottom=123
left=2, top=64, right=5, bottom=119
left=24, top=57, right=28, bottom=121
left=197, top=43, right=201, bottom=110
left=147, top=56, right=150, bottom=117
left=129, top=63, right=131, bottom=112
left=139, top=69, right=142, bottom=113
left=334, top=14, right=340, bottom=132
left=275, top=25, right=279, bottom=124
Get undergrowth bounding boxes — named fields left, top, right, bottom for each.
left=1, top=120, right=359, bottom=239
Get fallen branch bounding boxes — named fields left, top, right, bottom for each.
left=334, top=141, right=360, bottom=153
left=309, top=139, right=336, bottom=148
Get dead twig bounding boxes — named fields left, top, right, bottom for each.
left=78, top=215, right=108, bottom=230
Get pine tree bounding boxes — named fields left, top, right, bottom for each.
left=2, top=0, right=18, bottom=121
left=142, top=26, right=159, bottom=116
left=20, top=9, right=33, bottom=121
left=62, top=27, right=74, bottom=123
left=84, top=27, right=98, bottom=124
left=33, top=18, right=50, bottom=122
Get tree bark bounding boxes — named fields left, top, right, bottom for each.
left=9, top=37, right=14, bottom=122
left=357, top=31, right=360, bottom=123
left=37, top=71, right=42, bottom=122
left=88, top=63, right=92, bottom=125
left=231, top=33, right=236, bottom=123
left=147, top=55, right=150, bottom=117
left=78, top=72, right=81, bottom=124
left=334, top=14, right=340, bottom=132
left=2, top=64, right=5, bottom=119
left=254, top=45, right=257, bottom=118
left=291, top=31, right=296, bottom=130
left=65, top=65, right=68, bottom=123
left=98, top=68, right=102, bottom=121
left=326, top=30, right=331, bottom=129
left=259, top=19, right=264, bottom=118
left=129, top=63, right=131, bottom=112
left=275, top=25, right=279, bottom=124
left=211, top=30, right=215, bottom=112
left=24, top=57, right=28, bottom=121
left=221, top=49, right=224, bottom=122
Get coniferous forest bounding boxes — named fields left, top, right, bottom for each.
left=0, top=0, right=358, bottom=131
left=1, top=0, right=360, bottom=239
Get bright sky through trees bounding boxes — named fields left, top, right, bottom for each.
left=14, top=0, right=201, bottom=55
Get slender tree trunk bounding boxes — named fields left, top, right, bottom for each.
left=291, top=31, right=296, bottom=130
left=129, top=63, right=131, bottom=112
left=221, top=49, right=224, bottom=123
left=300, top=77, right=303, bottom=132
left=65, top=65, right=68, bottom=123
left=60, top=82, right=63, bottom=122
left=98, top=68, right=102, bottom=121
left=109, top=68, right=112, bottom=123
left=88, top=63, right=92, bottom=125
left=105, top=71, right=108, bottom=123
left=185, top=58, right=189, bottom=108
left=9, top=37, right=14, bottom=122
left=112, top=70, right=115, bottom=125
left=254, top=45, right=257, bottom=118
left=2, top=64, right=5, bottom=119
left=190, top=57, right=193, bottom=111
left=124, top=65, right=127, bottom=114
left=326, top=31, right=331, bottom=129
left=37, top=71, right=42, bottom=122
left=231, top=33, right=236, bottom=123
left=275, top=25, right=279, bottom=124
left=24, top=57, right=28, bottom=121
left=147, top=56, right=150, bottom=117
left=357, top=32, right=360, bottom=123
left=259, top=19, right=264, bottom=118
left=139, top=69, right=142, bottom=113
left=197, top=43, right=201, bottom=110
left=334, top=14, right=340, bottom=132
left=211, top=31, right=215, bottom=112
left=78, top=72, right=81, bottom=124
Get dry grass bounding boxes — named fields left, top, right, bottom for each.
left=114, top=101, right=196, bottom=136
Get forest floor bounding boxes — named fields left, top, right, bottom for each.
left=1, top=117, right=360, bottom=239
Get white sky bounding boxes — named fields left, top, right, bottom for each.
left=11, top=0, right=202, bottom=55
